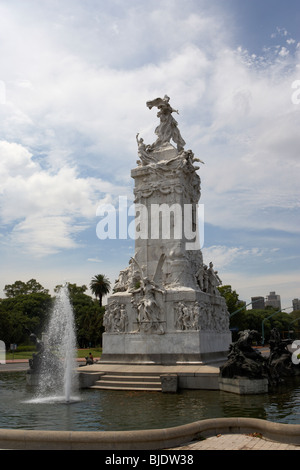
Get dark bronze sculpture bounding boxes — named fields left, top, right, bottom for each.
left=267, top=328, right=300, bottom=383
left=24, top=329, right=45, bottom=373
left=25, top=328, right=62, bottom=387
left=220, top=328, right=300, bottom=386
left=220, top=330, right=268, bottom=380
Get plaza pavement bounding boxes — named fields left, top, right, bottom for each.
left=172, top=433, right=300, bottom=450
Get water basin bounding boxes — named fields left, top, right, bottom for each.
left=1, top=372, right=300, bottom=431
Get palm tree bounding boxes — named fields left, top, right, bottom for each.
left=90, top=274, right=111, bottom=307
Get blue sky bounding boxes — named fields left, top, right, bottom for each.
left=0, top=0, right=299, bottom=309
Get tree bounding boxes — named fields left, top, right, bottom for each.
left=90, top=274, right=111, bottom=307
left=0, top=282, right=52, bottom=346
left=54, top=283, right=88, bottom=296
left=4, top=279, right=49, bottom=298
left=76, top=302, right=105, bottom=347
left=218, top=285, right=245, bottom=314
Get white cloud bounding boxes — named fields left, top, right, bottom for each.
left=202, top=245, right=273, bottom=271
left=279, top=46, right=289, bottom=57
left=201, top=245, right=298, bottom=309
left=222, top=270, right=299, bottom=310
left=0, top=0, right=299, bottom=309
left=0, top=140, right=126, bottom=255
left=193, top=42, right=300, bottom=234
left=0, top=140, right=37, bottom=179
left=10, top=215, right=86, bottom=256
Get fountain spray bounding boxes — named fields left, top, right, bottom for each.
left=35, top=284, right=79, bottom=403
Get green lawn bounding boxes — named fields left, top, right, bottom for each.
left=5, top=350, right=35, bottom=360
left=5, top=347, right=102, bottom=361
left=77, top=348, right=102, bottom=360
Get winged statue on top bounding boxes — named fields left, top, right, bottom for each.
left=146, top=95, right=186, bottom=152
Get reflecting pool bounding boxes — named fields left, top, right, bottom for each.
left=1, top=372, right=300, bottom=431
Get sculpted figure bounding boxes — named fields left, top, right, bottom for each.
left=114, top=258, right=141, bottom=293
left=174, top=303, right=183, bottom=330
left=117, top=304, right=128, bottom=332
left=192, top=302, right=200, bottom=330
left=175, top=302, right=199, bottom=331
left=104, top=302, right=129, bottom=333
left=220, top=330, right=268, bottom=380
left=179, top=149, right=204, bottom=172
left=136, top=133, right=153, bottom=166
left=196, top=264, right=209, bottom=292
left=207, top=262, right=222, bottom=295
left=267, top=328, right=299, bottom=383
left=137, top=277, right=165, bottom=333
left=113, top=268, right=129, bottom=292
left=146, top=95, right=186, bottom=152
left=196, top=264, right=205, bottom=290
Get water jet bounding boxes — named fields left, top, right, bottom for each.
left=27, top=284, right=79, bottom=404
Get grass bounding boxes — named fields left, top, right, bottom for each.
left=6, top=350, right=36, bottom=360
left=5, top=347, right=103, bottom=361
left=77, top=348, right=102, bottom=360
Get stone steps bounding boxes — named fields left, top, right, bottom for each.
left=90, top=372, right=162, bottom=391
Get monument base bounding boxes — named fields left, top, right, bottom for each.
left=101, top=330, right=231, bottom=365
left=218, top=377, right=269, bottom=395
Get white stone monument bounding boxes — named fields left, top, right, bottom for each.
left=101, top=96, right=232, bottom=364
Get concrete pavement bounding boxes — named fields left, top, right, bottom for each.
left=173, top=433, right=300, bottom=450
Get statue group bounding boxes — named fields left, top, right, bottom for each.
left=220, top=328, right=300, bottom=386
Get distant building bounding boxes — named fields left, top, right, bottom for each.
left=265, top=291, right=281, bottom=310
left=251, top=296, right=265, bottom=309
left=293, top=299, right=300, bottom=311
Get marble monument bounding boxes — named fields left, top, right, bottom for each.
left=101, top=96, right=231, bottom=364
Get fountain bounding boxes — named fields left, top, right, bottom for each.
left=27, top=284, right=79, bottom=403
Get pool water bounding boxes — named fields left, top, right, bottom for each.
left=1, top=372, right=300, bottom=431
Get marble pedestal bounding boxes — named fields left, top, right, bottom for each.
left=102, top=330, right=231, bottom=364
left=101, top=288, right=231, bottom=365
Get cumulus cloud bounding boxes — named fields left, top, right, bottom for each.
left=10, top=215, right=85, bottom=256
left=0, top=140, right=125, bottom=255
left=202, top=245, right=276, bottom=270
left=0, top=0, right=299, bottom=267
left=196, top=42, right=300, bottom=234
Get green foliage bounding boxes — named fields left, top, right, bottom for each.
left=67, top=285, right=105, bottom=347
left=0, top=278, right=107, bottom=348
left=230, top=308, right=299, bottom=343
left=54, top=283, right=88, bottom=296
left=219, top=284, right=298, bottom=343
left=90, top=274, right=111, bottom=307
left=0, top=281, right=53, bottom=347
left=52, top=281, right=106, bottom=347
left=4, top=279, right=49, bottom=297
left=218, top=285, right=245, bottom=314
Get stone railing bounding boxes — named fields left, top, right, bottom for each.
left=0, top=417, right=300, bottom=450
